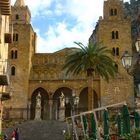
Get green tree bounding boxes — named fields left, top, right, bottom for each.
left=63, top=41, right=117, bottom=110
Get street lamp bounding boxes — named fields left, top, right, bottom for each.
left=121, top=51, right=132, bottom=73
left=135, top=37, right=140, bottom=53
left=122, top=36, right=140, bottom=71
left=65, top=91, right=79, bottom=116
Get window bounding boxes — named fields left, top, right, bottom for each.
left=116, top=31, right=119, bottom=39
left=11, top=50, right=18, bottom=59
left=112, top=47, right=119, bottom=56
left=114, top=9, right=117, bottom=15
left=15, top=50, right=17, bottom=58
left=13, top=33, right=18, bottom=42
left=111, top=31, right=119, bottom=39
left=110, top=9, right=114, bottom=16
left=116, top=47, right=119, bottom=56
left=112, top=48, right=115, bottom=56
left=110, top=8, right=117, bottom=16
left=16, top=14, right=19, bottom=20
left=112, top=31, right=115, bottom=39
left=11, top=66, right=16, bottom=76
left=11, top=50, right=14, bottom=59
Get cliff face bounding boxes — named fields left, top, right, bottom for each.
left=124, top=0, right=140, bottom=84
left=124, top=0, right=140, bottom=40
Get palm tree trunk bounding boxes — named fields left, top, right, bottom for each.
left=87, top=75, right=94, bottom=110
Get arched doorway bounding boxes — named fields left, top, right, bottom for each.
left=79, top=87, right=99, bottom=113
left=53, top=87, right=72, bottom=120
left=30, top=87, right=49, bottom=120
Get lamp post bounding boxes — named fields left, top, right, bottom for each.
left=65, top=91, right=79, bottom=116
left=121, top=37, right=140, bottom=112
left=65, top=91, right=79, bottom=140
left=121, top=51, right=132, bottom=73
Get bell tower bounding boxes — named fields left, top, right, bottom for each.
left=5, top=0, right=36, bottom=119
left=96, top=0, right=134, bottom=107
left=103, top=0, right=124, bottom=20
left=11, top=0, right=31, bottom=24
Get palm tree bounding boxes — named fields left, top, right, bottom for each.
left=63, top=41, right=117, bottom=110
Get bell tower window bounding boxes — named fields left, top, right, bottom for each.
left=13, top=33, right=19, bottom=42
left=11, top=66, right=16, bottom=76
left=112, top=47, right=119, bottom=56
left=114, top=9, right=117, bottom=15
left=111, top=31, right=119, bottom=39
left=110, top=8, right=118, bottom=16
left=11, top=50, right=18, bottom=59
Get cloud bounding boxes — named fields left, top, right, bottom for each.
left=11, top=0, right=130, bottom=53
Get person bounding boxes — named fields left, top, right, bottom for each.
left=15, top=128, right=19, bottom=140
left=3, top=133, right=8, bottom=140
left=11, top=129, right=16, bottom=140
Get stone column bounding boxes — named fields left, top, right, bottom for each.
left=49, top=99, right=53, bottom=120
left=27, top=100, right=31, bottom=120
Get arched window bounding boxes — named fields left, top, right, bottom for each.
left=111, top=31, right=119, bottom=39
left=11, top=50, right=14, bottom=59
left=116, top=47, right=119, bottom=56
left=13, top=33, right=18, bottom=42
left=112, top=48, right=115, bottom=56
left=114, top=9, right=117, bottom=15
left=112, top=31, right=115, bottom=39
left=116, top=31, right=119, bottom=39
left=11, top=66, right=16, bottom=76
left=11, top=50, right=18, bottom=59
left=110, top=9, right=114, bottom=16
left=112, top=47, right=119, bottom=56
left=110, top=8, right=117, bottom=16
left=15, top=50, right=17, bottom=58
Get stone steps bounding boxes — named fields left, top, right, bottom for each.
left=4, top=120, right=67, bottom=140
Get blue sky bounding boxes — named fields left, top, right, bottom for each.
left=11, top=0, right=130, bottom=53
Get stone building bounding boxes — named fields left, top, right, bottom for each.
left=0, top=0, right=11, bottom=133
left=4, top=0, right=134, bottom=120
left=0, top=0, right=11, bottom=94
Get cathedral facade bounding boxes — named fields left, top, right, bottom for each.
left=4, top=0, right=134, bottom=120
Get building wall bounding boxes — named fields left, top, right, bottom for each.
left=4, top=5, right=35, bottom=119
left=0, top=5, right=11, bottom=92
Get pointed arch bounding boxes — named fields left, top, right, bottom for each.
left=30, top=87, right=49, bottom=120
left=11, top=66, right=16, bottom=76
left=53, top=87, right=73, bottom=119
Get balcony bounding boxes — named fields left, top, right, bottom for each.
left=0, top=60, right=9, bottom=85
left=4, top=33, right=12, bottom=43
left=0, top=0, right=11, bottom=15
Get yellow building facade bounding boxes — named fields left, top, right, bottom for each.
left=0, top=0, right=11, bottom=133
left=4, top=0, right=134, bottom=120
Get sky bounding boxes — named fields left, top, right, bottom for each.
left=11, top=0, right=130, bottom=53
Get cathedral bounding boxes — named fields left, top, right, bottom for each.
left=4, top=0, right=134, bottom=120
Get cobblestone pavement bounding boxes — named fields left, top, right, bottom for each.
left=5, top=120, right=67, bottom=140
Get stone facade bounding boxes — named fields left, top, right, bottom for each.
left=4, top=0, right=134, bottom=120
left=96, top=0, right=134, bottom=107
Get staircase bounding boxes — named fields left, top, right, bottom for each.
left=4, top=120, right=67, bottom=140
